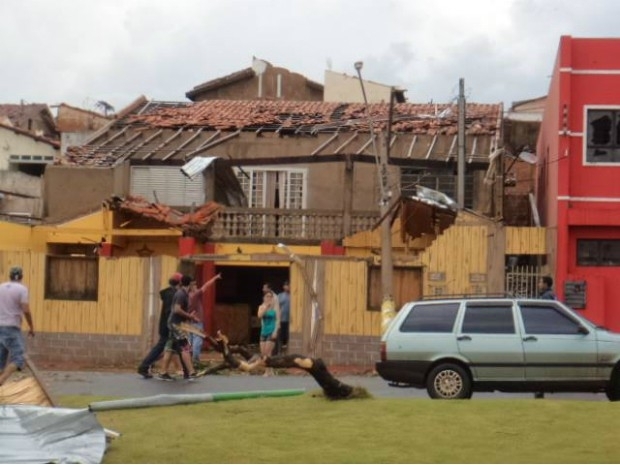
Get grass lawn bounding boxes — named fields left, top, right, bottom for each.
left=61, top=394, right=619, bottom=463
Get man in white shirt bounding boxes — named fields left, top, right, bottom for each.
left=0, top=267, right=34, bottom=386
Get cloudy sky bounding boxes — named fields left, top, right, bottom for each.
left=2, top=0, right=619, bottom=112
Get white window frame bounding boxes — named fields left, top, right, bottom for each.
left=583, top=105, right=620, bottom=166
left=234, top=166, right=308, bottom=209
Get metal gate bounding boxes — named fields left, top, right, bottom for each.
left=505, top=265, right=544, bottom=298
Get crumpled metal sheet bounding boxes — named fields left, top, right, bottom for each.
left=0, top=405, right=106, bottom=464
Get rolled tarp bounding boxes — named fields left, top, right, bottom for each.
left=89, top=389, right=305, bottom=412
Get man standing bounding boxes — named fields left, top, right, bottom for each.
left=0, top=267, right=34, bottom=386
left=538, top=276, right=557, bottom=300
left=158, top=275, right=199, bottom=381
left=277, top=281, right=291, bottom=354
left=188, top=273, right=222, bottom=368
left=137, top=272, right=184, bottom=379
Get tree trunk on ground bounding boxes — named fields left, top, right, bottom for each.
left=208, top=332, right=355, bottom=400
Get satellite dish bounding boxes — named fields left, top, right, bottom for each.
left=518, top=151, right=538, bottom=164
left=252, top=57, right=268, bottom=75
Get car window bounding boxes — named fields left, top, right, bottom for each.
left=400, top=303, right=460, bottom=333
left=520, top=305, right=582, bottom=334
left=461, top=305, right=515, bottom=334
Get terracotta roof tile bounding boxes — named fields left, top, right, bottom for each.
left=104, top=195, right=221, bottom=239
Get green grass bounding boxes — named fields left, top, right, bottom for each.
left=60, top=395, right=619, bottom=463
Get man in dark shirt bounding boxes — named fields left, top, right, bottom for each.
left=137, top=273, right=185, bottom=379
left=158, top=275, right=199, bottom=381
left=538, top=276, right=557, bottom=300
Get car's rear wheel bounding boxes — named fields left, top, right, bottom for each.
left=606, top=367, right=620, bottom=401
left=426, top=363, right=472, bottom=399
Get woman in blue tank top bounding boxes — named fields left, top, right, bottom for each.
left=258, top=290, right=280, bottom=376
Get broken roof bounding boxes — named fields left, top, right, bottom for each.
left=0, top=103, right=58, bottom=139
left=104, top=195, right=222, bottom=240
left=62, top=99, right=502, bottom=167
left=0, top=122, right=60, bottom=148
left=122, top=100, right=500, bottom=133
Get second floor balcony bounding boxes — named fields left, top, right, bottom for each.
left=211, top=207, right=379, bottom=244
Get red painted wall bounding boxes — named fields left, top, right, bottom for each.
left=539, top=36, right=620, bottom=331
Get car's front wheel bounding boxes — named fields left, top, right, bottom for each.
left=426, top=363, right=472, bottom=399
left=606, top=367, right=620, bottom=401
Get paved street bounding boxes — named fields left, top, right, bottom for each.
left=43, top=370, right=606, bottom=401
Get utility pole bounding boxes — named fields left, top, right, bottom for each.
left=457, top=78, right=466, bottom=209
left=354, top=62, right=395, bottom=333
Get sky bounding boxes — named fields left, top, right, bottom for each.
left=2, top=0, right=620, bottom=112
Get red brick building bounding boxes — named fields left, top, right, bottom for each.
left=537, top=36, right=620, bottom=329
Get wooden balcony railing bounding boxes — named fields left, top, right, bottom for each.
left=211, top=208, right=379, bottom=243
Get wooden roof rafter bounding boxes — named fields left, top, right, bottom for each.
left=162, top=128, right=204, bottom=161
left=142, top=127, right=184, bottom=160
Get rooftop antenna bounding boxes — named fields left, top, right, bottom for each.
left=252, top=57, right=268, bottom=99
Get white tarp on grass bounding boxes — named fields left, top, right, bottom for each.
left=0, top=404, right=106, bottom=464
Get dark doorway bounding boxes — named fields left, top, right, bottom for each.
left=213, top=265, right=289, bottom=344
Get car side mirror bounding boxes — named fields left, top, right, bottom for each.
left=577, top=325, right=590, bottom=335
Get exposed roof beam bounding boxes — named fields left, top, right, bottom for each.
left=468, top=137, right=478, bottom=163
left=311, top=132, right=339, bottom=156
left=162, top=128, right=203, bottom=161
left=88, top=126, right=128, bottom=155
left=406, top=135, right=417, bottom=158
left=425, top=134, right=438, bottom=160
left=445, top=134, right=457, bottom=162
left=142, top=128, right=184, bottom=160
left=355, top=136, right=373, bottom=155
left=334, top=132, right=359, bottom=154
left=122, top=129, right=163, bottom=160
left=186, top=130, right=238, bottom=159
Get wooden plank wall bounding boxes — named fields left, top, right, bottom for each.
left=418, top=225, right=489, bottom=296
left=0, top=251, right=179, bottom=336
left=505, top=227, right=546, bottom=255
left=290, top=258, right=382, bottom=338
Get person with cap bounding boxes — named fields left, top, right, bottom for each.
left=137, top=272, right=188, bottom=379
left=0, top=266, right=34, bottom=386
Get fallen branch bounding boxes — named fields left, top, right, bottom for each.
left=174, top=323, right=360, bottom=400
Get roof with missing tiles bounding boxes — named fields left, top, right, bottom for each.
left=63, top=99, right=503, bottom=167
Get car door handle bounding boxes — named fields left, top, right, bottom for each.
left=523, top=336, right=538, bottom=342
left=457, top=335, right=472, bottom=341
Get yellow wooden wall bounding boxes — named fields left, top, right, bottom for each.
left=0, top=250, right=179, bottom=336
left=505, top=227, right=546, bottom=255
left=290, top=259, right=382, bottom=338
left=418, top=225, right=489, bottom=296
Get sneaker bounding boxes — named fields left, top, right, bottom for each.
left=157, top=373, right=175, bottom=381
left=138, top=369, right=153, bottom=379
left=184, top=372, right=198, bottom=382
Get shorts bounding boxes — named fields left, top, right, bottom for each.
left=260, top=334, right=277, bottom=343
left=164, top=337, right=190, bottom=353
left=0, top=326, right=26, bottom=370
